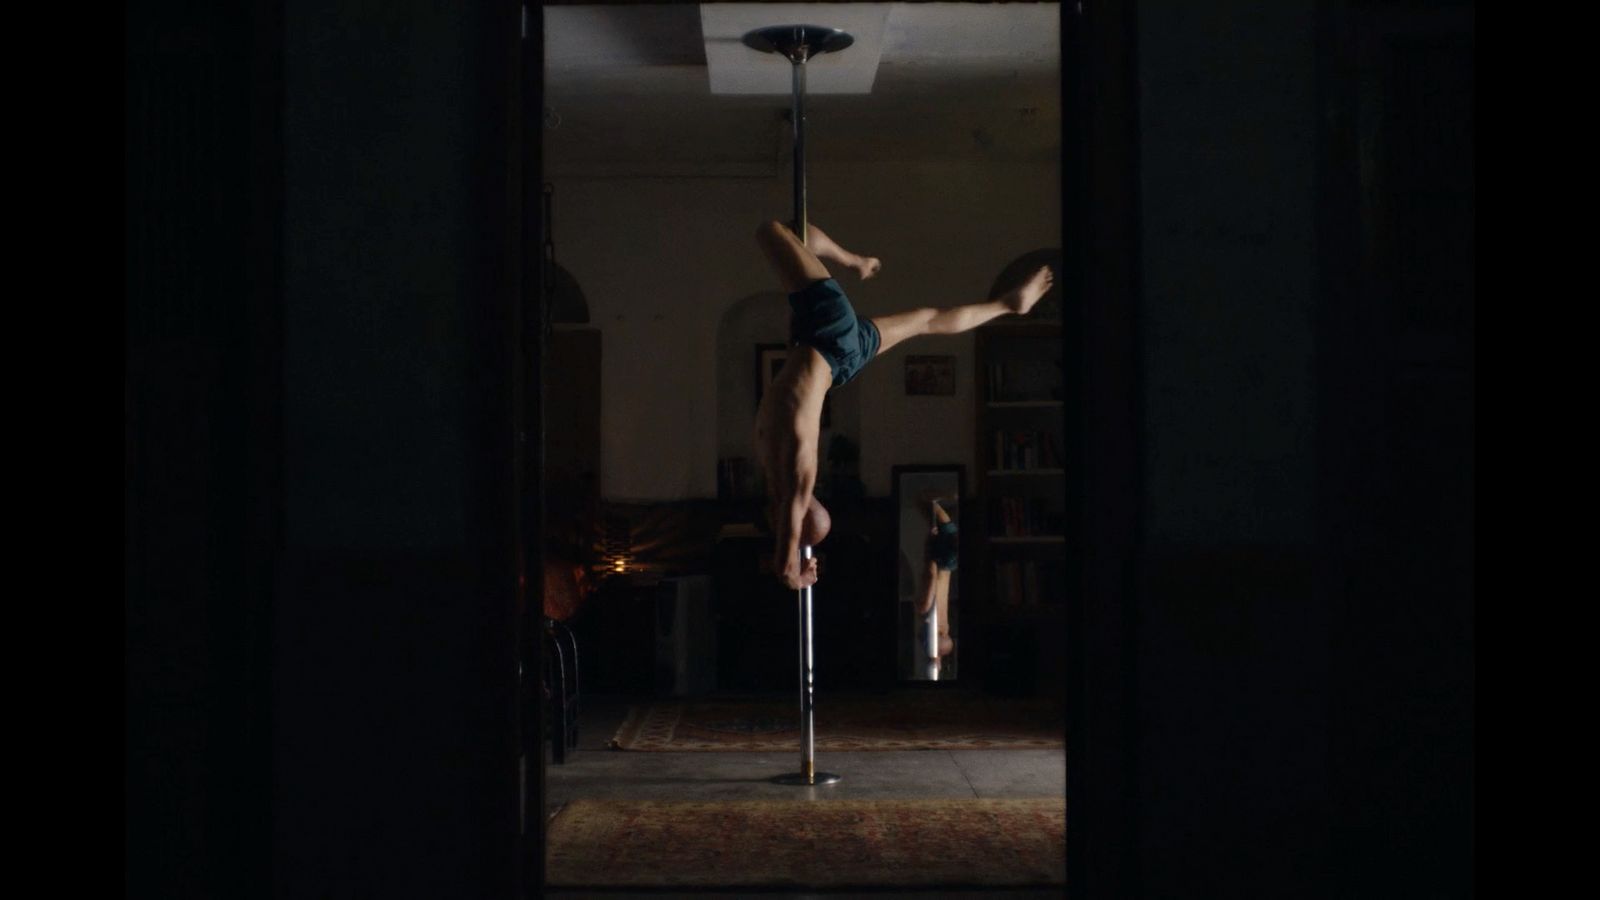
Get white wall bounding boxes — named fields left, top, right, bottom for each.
left=548, top=158, right=1059, bottom=501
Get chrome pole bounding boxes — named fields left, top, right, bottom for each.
left=791, top=40, right=808, bottom=245
left=774, top=544, right=839, bottom=785
left=744, top=22, right=851, bottom=790
left=799, top=543, right=816, bottom=778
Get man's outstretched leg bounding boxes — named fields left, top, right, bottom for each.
left=869, top=265, right=1054, bottom=356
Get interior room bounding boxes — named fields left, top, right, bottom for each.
left=536, top=3, right=1068, bottom=892
left=125, top=0, right=1473, bottom=897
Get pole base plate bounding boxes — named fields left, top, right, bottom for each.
left=772, top=772, right=843, bottom=786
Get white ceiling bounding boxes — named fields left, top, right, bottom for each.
left=542, top=2, right=1063, bottom=172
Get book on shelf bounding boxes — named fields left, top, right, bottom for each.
left=986, top=498, right=1065, bottom=538
left=988, top=429, right=1064, bottom=471
left=984, top=358, right=1063, bottom=403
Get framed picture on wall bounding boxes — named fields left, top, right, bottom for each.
left=756, top=343, right=830, bottom=428
left=905, top=355, right=957, bottom=395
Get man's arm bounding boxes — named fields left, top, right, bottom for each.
left=772, top=426, right=820, bottom=590
left=773, top=465, right=820, bottom=590
left=758, top=350, right=830, bottom=590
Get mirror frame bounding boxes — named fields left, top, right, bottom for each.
left=890, top=463, right=967, bottom=685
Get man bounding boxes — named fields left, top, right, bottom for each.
left=915, top=497, right=959, bottom=673
left=752, top=218, right=1054, bottom=589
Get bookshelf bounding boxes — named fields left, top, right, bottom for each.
left=973, top=321, right=1068, bottom=623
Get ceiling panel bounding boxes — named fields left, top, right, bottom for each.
left=542, top=2, right=1062, bottom=169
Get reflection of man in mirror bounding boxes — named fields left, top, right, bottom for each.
left=915, top=498, right=959, bottom=673
left=752, top=218, right=1053, bottom=589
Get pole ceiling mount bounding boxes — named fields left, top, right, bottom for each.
left=741, top=24, right=854, bottom=63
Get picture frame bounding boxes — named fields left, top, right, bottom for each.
left=905, top=354, right=957, bottom=396
left=756, top=343, right=787, bottom=409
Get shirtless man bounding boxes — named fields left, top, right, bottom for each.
left=751, top=219, right=1054, bottom=590
left=916, top=497, right=959, bottom=669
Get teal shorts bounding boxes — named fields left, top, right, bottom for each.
left=928, top=521, right=959, bottom=571
left=789, top=278, right=881, bottom=389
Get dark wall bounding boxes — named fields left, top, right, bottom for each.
left=127, top=1, right=280, bottom=895
left=1318, top=4, right=1474, bottom=897
left=272, top=2, right=521, bottom=897
left=128, top=1, right=523, bottom=897
left=1122, top=1, right=1473, bottom=897
left=1133, top=1, right=1329, bottom=894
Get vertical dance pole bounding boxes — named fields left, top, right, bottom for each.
left=791, top=33, right=808, bottom=246
left=745, top=23, right=852, bottom=788
left=798, top=545, right=839, bottom=784
left=773, top=545, right=837, bottom=784
left=925, top=499, right=942, bottom=680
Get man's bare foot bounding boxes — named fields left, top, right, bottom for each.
left=852, top=256, right=882, bottom=280
left=1000, top=265, right=1054, bottom=315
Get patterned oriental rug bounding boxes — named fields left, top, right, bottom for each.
left=608, top=693, right=1065, bottom=751
left=545, top=798, right=1067, bottom=889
